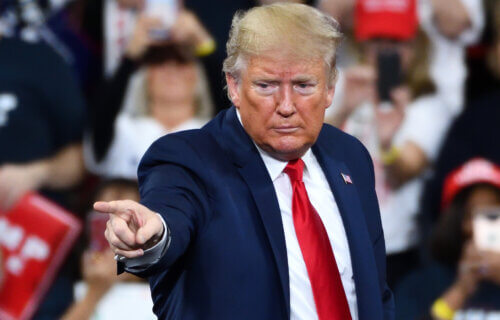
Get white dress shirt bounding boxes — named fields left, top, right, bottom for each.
left=258, top=147, right=358, bottom=320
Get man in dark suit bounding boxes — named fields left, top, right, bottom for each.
left=95, top=3, right=394, bottom=319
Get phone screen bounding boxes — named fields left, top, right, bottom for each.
left=377, top=50, right=402, bottom=103
left=473, top=206, right=500, bottom=252
left=144, top=0, right=179, bottom=39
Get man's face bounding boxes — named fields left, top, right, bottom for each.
left=226, top=53, right=335, bottom=161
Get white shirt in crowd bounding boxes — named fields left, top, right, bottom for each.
left=124, top=117, right=359, bottom=320
left=342, top=95, right=452, bottom=254
left=84, top=114, right=207, bottom=180
left=419, top=0, right=484, bottom=114
left=74, top=282, right=156, bottom=320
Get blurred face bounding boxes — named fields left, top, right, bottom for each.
left=97, top=186, right=140, bottom=203
left=147, top=60, right=198, bottom=106
left=226, top=53, right=334, bottom=161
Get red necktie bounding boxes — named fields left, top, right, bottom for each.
left=284, top=159, right=352, bottom=320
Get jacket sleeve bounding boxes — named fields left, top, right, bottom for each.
left=127, top=134, right=212, bottom=278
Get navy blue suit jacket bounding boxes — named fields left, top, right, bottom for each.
left=134, top=107, right=395, bottom=319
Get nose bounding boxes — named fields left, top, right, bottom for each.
left=276, top=85, right=295, bottom=117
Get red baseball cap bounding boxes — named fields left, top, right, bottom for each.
left=441, top=158, right=500, bottom=211
left=354, top=0, right=418, bottom=41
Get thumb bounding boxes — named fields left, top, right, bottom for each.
left=136, top=214, right=164, bottom=246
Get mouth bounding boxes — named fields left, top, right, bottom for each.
left=273, top=126, right=299, bottom=134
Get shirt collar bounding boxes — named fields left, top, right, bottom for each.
left=236, top=109, right=313, bottom=182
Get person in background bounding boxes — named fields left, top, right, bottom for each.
left=62, top=178, right=156, bottom=320
left=0, top=17, right=86, bottom=320
left=84, top=14, right=213, bottom=180
left=420, top=0, right=500, bottom=241
left=327, top=0, right=454, bottom=288
left=79, top=0, right=217, bottom=109
left=395, top=158, right=500, bottom=320
left=419, top=0, right=484, bottom=113
left=319, top=0, right=484, bottom=114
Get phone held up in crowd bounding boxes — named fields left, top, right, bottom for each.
left=377, top=49, right=401, bottom=109
left=144, top=0, right=179, bottom=40
left=473, top=206, right=500, bottom=252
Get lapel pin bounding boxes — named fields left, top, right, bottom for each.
left=341, top=173, right=353, bottom=184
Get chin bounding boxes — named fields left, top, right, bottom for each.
left=267, top=139, right=310, bottom=161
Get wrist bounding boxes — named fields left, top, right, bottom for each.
left=442, top=282, right=471, bottom=310
left=144, top=222, right=165, bottom=250
left=380, top=145, right=400, bottom=165
left=28, top=160, right=50, bottom=190
left=431, top=298, right=455, bottom=320
left=195, top=38, right=216, bottom=57
left=86, top=282, right=112, bottom=302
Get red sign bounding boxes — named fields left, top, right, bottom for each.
left=0, top=193, right=82, bottom=320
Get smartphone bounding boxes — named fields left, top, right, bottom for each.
left=376, top=49, right=402, bottom=103
left=87, top=211, right=110, bottom=252
left=144, top=0, right=179, bottom=40
left=473, top=206, right=500, bottom=252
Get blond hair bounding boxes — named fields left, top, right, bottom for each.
left=223, top=3, right=342, bottom=86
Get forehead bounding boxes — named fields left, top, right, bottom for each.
left=243, top=52, right=326, bottom=79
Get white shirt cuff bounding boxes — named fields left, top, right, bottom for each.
left=117, top=213, right=170, bottom=271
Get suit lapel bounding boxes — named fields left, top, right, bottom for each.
left=313, top=136, right=384, bottom=320
left=238, top=161, right=290, bottom=317
left=212, top=108, right=290, bottom=318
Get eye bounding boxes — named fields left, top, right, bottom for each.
left=254, top=82, right=277, bottom=95
left=294, top=82, right=316, bottom=94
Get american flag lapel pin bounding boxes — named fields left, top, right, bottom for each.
left=341, top=173, right=353, bottom=184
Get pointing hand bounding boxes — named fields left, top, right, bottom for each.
left=94, top=200, right=164, bottom=258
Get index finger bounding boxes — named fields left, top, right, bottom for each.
left=93, top=200, right=144, bottom=227
left=93, top=201, right=116, bottom=214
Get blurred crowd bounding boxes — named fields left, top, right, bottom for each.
left=0, top=0, right=499, bottom=319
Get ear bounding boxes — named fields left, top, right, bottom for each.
left=226, top=73, right=241, bottom=108
left=325, top=82, right=335, bottom=110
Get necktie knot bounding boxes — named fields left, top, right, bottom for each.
left=284, top=159, right=304, bottom=182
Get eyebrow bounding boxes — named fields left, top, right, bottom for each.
left=291, top=76, right=317, bottom=83
left=251, top=75, right=317, bottom=83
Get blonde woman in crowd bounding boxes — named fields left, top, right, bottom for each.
left=84, top=11, right=213, bottom=180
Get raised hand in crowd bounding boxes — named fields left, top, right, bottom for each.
left=318, top=0, right=356, bottom=26
left=169, top=10, right=214, bottom=50
left=126, top=10, right=213, bottom=61
left=374, top=85, right=430, bottom=189
left=0, top=144, right=83, bottom=211
left=431, top=241, right=488, bottom=318
left=375, top=87, right=411, bottom=151
left=94, top=200, right=164, bottom=258
left=429, top=0, right=473, bottom=39
left=82, top=250, right=119, bottom=295
left=61, top=250, right=120, bottom=320
left=477, top=248, right=500, bottom=286
left=125, top=15, right=170, bottom=60
left=328, top=65, right=376, bottom=128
